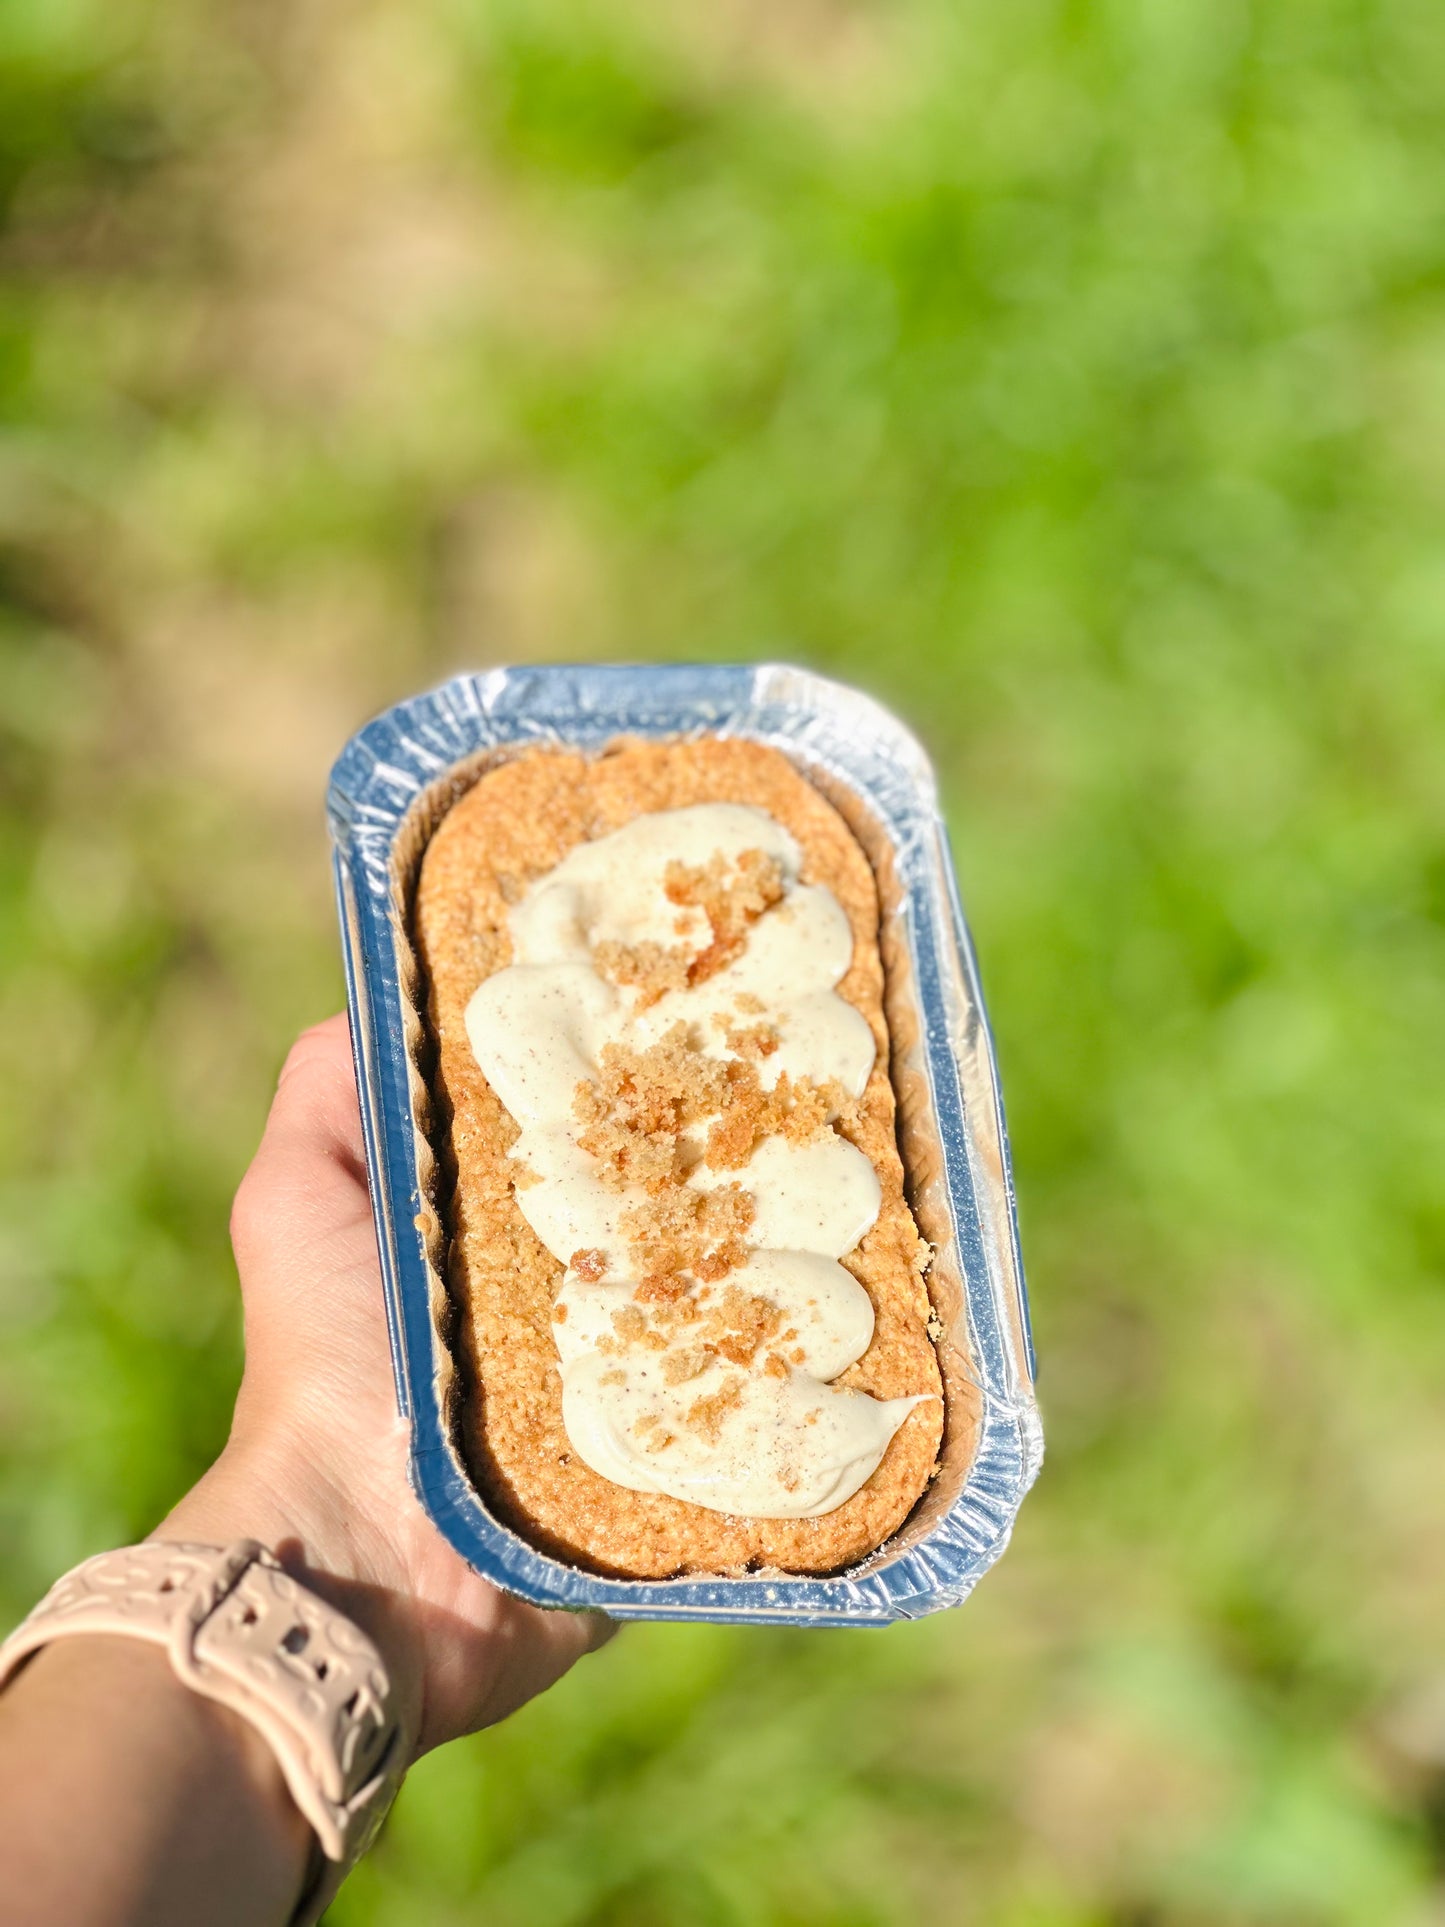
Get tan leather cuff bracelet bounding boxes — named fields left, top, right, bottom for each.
left=0, top=1540, right=407, bottom=1926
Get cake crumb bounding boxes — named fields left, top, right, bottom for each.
left=723, top=1020, right=781, bottom=1058
left=635, top=1272, right=687, bottom=1305
left=662, top=1345, right=716, bottom=1386
left=703, top=1284, right=783, bottom=1367
left=592, top=938, right=691, bottom=1008
left=621, top=1179, right=755, bottom=1286
left=589, top=847, right=785, bottom=1005
left=611, top=1305, right=647, bottom=1345
left=686, top=1374, right=746, bottom=1444
left=693, top=1237, right=750, bottom=1282
left=663, top=848, right=785, bottom=987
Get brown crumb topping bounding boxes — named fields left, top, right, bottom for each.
left=591, top=939, right=691, bottom=1007
left=635, top=1271, right=688, bottom=1304
left=662, top=1345, right=715, bottom=1387
left=700, top=1066, right=849, bottom=1173
left=686, top=1374, right=745, bottom=1445
left=620, top=1179, right=755, bottom=1284
left=589, top=848, right=785, bottom=1005
left=723, top=1020, right=780, bottom=1058
left=702, top=1283, right=782, bottom=1367
left=664, top=848, right=785, bottom=985
left=595, top=1272, right=794, bottom=1437
left=564, top=842, right=850, bottom=1347
left=516, top=834, right=884, bottom=1459
left=573, top=1025, right=723, bottom=1190
left=574, top=1025, right=848, bottom=1194
left=693, top=1237, right=751, bottom=1283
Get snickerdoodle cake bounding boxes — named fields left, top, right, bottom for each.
left=413, top=737, right=944, bottom=1578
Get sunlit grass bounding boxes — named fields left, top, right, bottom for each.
left=2, top=1, right=1444, bottom=1920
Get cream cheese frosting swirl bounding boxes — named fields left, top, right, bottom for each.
left=464, top=803, right=927, bottom=1518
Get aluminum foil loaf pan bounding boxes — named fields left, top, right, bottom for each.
left=327, top=663, right=1041, bottom=1626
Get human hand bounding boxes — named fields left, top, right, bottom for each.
left=159, top=1014, right=610, bottom=1759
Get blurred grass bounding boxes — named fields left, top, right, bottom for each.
left=3, top=0, right=1445, bottom=1920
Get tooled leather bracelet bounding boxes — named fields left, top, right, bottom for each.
left=0, top=1540, right=408, bottom=1926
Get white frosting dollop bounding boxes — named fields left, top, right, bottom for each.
left=464, top=804, right=927, bottom=1518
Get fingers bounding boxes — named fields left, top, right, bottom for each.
left=425, top=1599, right=618, bottom=1746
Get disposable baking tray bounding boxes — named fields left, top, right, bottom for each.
left=328, top=663, right=1041, bottom=1625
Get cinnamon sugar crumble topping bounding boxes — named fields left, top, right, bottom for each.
left=574, top=1025, right=849, bottom=1191
left=560, top=1000, right=869, bottom=1444
left=590, top=848, right=784, bottom=1005
left=620, top=1180, right=754, bottom=1286
left=705, top=1283, right=783, bottom=1366
left=591, top=939, right=690, bottom=1008
left=686, top=1374, right=746, bottom=1446
left=569, top=1272, right=802, bottom=1442
left=723, top=1020, right=781, bottom=1058
left=664, top=848, right=785, bottom=984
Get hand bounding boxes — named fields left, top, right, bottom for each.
left=159, top=1015, right=610, bottom=1759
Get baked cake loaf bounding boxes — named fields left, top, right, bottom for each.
left=413, top=738, right=944, bottom=1579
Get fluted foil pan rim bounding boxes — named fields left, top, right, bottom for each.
left=328, top=662, right=1041, bottom=1625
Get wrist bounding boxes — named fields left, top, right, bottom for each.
left=157, top=1442, right=425, bottom=1764
left=0, top=1634, right=313, bottom=1927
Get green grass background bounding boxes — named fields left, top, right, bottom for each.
left=3, top=0, right=1445, bottom=1920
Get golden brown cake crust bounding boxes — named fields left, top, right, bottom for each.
left=413, top=738, right=944, bottom=1579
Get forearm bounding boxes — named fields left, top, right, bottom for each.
left=0, top=1446, right=423, bottom=1927
left=0, top=1011, right=604, bottom=1927
left=0, top=1635, right=311, bottom=1927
